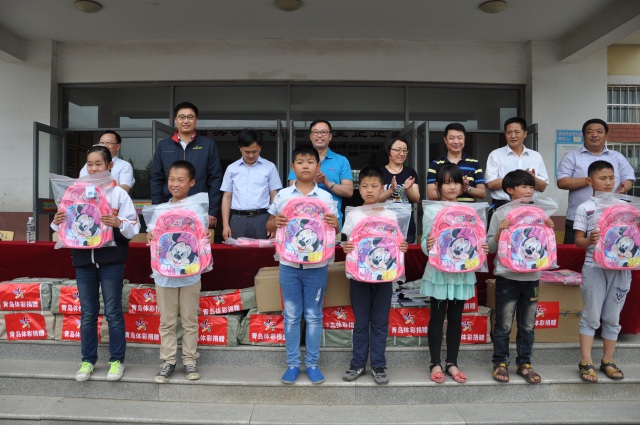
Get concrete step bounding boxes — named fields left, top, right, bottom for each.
left=1, top=394, right=640, bottom=424
left=1, top=360, right=639, bottom=405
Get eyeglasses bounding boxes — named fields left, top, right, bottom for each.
left=390, top=148, right=409, bottom=154
left=99, top=141, right=118, bottom=147
left=311, top=130, right=331, bottom=136
left=176, top=115, right=196, bottom=122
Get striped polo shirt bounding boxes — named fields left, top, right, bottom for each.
left=427, top=154, right=485, bottom=202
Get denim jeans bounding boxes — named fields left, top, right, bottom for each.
left=492, top=276, right=539, bottom=366
left=349, top=279, right=392, bottom=369
left=75, top=262, right=125, bottom=364
left=279, top=264, right=328, bottom=368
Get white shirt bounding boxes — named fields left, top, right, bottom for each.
left=220, top=156, right=282, bottom=210
left=485, top=145, right=549, bottom=201
left=573, top=197, right=596, bottom=265
left=80, top=157, right=135, bottom=189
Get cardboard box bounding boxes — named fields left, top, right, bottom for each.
left=486, top=279, right=583, bottom=343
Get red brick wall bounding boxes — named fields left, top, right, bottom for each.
left=609, top=124, right=640, bottom=142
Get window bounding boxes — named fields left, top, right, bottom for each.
left=607, top=142, right=640, bottom=197
left=608, top=86, right=640, bottom=123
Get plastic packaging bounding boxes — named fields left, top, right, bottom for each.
left=593, top=191, right=640, bottom=270
left=224, top=237, right=275, bottom=248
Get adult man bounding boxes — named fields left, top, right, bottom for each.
left=287, top=119, right=354, bottom=223
left=80, top=130, right=135, bottom=192
left=485, top=117, right=549, bottom=211
left=151, top=102, right=222, bottom=228
left=221, top=129, right=283, bottom=240
left=427, top=122, right=486, bottom=201
left=557, top=118, right=635, bottom=244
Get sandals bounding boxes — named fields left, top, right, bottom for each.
left=492, top=363, right=509, bottom=383
left=578, top=362, right=598, bottom=383
left=516, top=363, right=541, bottom=384
left=445, top=362, right=467, bottom=383
left=429, top=363, right=445, bottom=384
left=600, top=360, right=624, bottom=380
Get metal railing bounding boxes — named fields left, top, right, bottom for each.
left=607, top=142, right=640, bottom=197
left=608, top=86, right=640, bottom=123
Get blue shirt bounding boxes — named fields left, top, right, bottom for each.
left=556, top=146, right=635, bottom=221
left=220, top=156, right=283, bottom=210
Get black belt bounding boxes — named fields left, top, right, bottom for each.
left=231, top=209, right=268, bottom=217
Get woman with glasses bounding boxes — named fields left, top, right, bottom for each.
left=379, top=133, right=420, bottom=243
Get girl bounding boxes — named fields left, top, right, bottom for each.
left=52, top=145, right=140, bottom=382
left=421, top=163, right=488, bottom=384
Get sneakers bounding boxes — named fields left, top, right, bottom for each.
left=372, top=367, right=389, bottom=385
left=306, top=366, right=325, bottom=384
left=281, top=366, right=300, bottom=384
left=342, top=366, right=366, bottom=382
left=154, top=362, right=176, bottom=384
left=75, top=362, right=94, bottom=382
left=107, top=360, right=124, bottom=381
left=184, top=363, right=200, bottom=381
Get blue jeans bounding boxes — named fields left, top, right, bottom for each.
left=75, top=263, right=125, bottom=364
left=279, top=264, right=327, bottom=368
left=492, top=276, right=539, bottom=366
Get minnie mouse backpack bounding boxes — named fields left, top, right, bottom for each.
left=275, top=198, right=335, bottom=264
left=594, top=203, right=640, bottom=270
left=59, top=181, right=114, bottom=248
left=498, top=206, right=556, bottom=272
left=430, top=205, right=486, bottom=273
left=346, top=216, right=405, bottom=282
left=150, top=210, right=213, bottom=277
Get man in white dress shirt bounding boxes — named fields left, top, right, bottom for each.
left=80, top=130, right=135, bottom=193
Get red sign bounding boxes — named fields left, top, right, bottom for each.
left=463, top=287, right=478, bottom=313
left=535, top=301, right=560, bottom=329
left=128, top=288, right=160, bottom=315
left=249, top=314, right=285, bottom=344
left=4, top=312, right=48, bottom=340
left=460, top=315, right=489, bottom=344
left=200, top=291, right=243, bottom=315
left=124, top=313, right=161, bottom=344
left=388, top=308, right=429, bottom=337
left=323, top=306, right=355, bottom=330
left=59, top=286, right=81, bottom=314
left=197, top=316, right=229, bottom=345
left=0, top=283, right=42, bottom=310
left=60, top=314, right=102, bottom=342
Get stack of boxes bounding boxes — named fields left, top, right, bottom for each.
left=122, top=284, right=162, bottom=345
left=0, top=278, right=56, bottom=341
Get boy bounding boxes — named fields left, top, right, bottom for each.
left=574, top=160, right=630, bottom=383
left=487, top=169, right=554, bottom=384
left=267, top=146, right=340, bottom=385
left=341, top=166, right=409, bottom=385
left=148, top=160, right=209, bottom=383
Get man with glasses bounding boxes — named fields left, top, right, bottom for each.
left=80, top=130, right=135, bottom=193
left=288, top=119, right=353, bottom=224
left=151, top=102, right=223, bottom=229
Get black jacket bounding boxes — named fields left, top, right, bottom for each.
left=71, top=228, right=130, bottom=268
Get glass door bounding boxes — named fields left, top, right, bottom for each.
left=277, top=119, right=287, bottom=185
left=152, top=120, right=175, bottom=152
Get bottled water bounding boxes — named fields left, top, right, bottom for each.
left=26, top=217, right=36, bottom=243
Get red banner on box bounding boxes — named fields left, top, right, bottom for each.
left=59, top=286, right=81, bottom=314
left=535, top=301, right=560, bottom=329
left=0, top=283, right=42, bottom=310
left=60, top=314, right=102, bottom=342
left=128, top=288, right=160, bottom=315
left=249, top=314, right=285, bottom=344
left=200, top=291, right=243, bottom=315
left=5, top=313, right=48, bottom=340
left=463, top=287, right=478, bottom=313
left=460, top=315, right=488, bottom=344
left=323, top=306, right=355, bottom=330
left=388, top=308, right=429, bottom=337
left=198, top=316, right=229, bottom=345
left=124, top=313, right=161, bottom=344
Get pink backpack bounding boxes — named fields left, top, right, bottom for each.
left=346, top=216, right=404, bottom=282
left=59, top=182, right=114, bottom=248
left=275, top=198, right=335, bottom=264
left=430, top=205, right=486, bottom=272
left=150, top=210, right=212, bottom=277
left=594, top=204, right=640, bottom=270
left=498, top=206, right=556, bottom=272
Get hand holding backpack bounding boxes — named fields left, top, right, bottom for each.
left=593, top=192, right=640, bottom=270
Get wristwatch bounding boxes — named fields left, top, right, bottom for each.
left=467, top=186, right=472, bottom=194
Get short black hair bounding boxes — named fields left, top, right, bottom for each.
left=238, top=128, right=263, bottom=147
left=502, top=169, right=535, bottom=193
left=169, top=160, right=196, bottom=181
left=588, top=160, right=614, bottom=177
left=87, top=145, right=112, bottom=164
left=292, top=145, right=320, bottom=163
left=444, top=123, right=467, bottom=139
left=100, top=130, right=121, bottom=144
left=436, top=163, right=464, bottom=188
left=383, top=133, right=408, bottom=156
left=504, top=117, right=527, bottom=132
left=358, top=166, right=384, bottom=184
left=173, top=102, right=199, bottom=118
left=582, top=118, right=609, bottom=136
left=309, top=119, right=332, bottom=132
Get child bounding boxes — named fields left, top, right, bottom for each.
left=341, top=166, right=409, bottom=385
left=574, top=160, right=630, bottom=383
left=267, top=146, right=340, bottom=385
left=487, top=169, right=554, bottom=384
left=148, top=160, right=210, bottom=383
left=422, top=164, right=488, bottom=383
left=51, top=145, right=140, bottom=382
